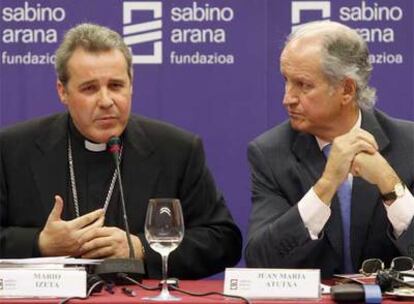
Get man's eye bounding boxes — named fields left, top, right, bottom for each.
left=81, top=85, right=95, bottom=92
left=299, top=82, right=312, bottom=90
left=110, top=83, right=124, bottom=90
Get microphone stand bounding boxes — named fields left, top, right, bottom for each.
left=93, top=137, right=145, bottom=284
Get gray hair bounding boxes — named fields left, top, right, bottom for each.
left=286, top=21, right=376, bottom=109
left=55, top=23, right=132, bottom=86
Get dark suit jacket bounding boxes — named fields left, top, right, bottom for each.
left=245, top=109, right=414, bottom=278
left=0, top=113, right=242, bottom=279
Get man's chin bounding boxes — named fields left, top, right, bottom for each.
left=289, top=119, right=309, bottom=133
left=88, top=130, right=123, bottom=144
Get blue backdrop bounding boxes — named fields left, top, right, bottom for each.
left=1, top=0, right=413, bottom=270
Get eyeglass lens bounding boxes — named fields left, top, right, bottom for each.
left=391, top=257, right=414, bottom=271
left=362, top=259, right=383, bottom=274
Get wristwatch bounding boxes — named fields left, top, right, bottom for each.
left=381, top=182, right=405, bottom=203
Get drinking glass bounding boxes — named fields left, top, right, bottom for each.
left=144, top=198, right=184, bottom=301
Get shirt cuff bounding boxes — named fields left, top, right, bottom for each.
left=384, top=189, right=414, bottom=238
left=32, top=229, right=42, bottom=257
left=298, top=188, right=331, bottom=240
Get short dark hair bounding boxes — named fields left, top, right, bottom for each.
left=55, top=23, right=132, bottom=86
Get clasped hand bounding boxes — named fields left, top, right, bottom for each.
left=323, top=129, right=378, bottom=188
left=317, top=129, right=399, bottom=202
left=38, top=195, right=143, bottom=259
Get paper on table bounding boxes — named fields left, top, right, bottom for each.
left=0, top=256, right=102, bottom=267
left=321, top=283, right=331, bottom=294
left=334, top=273, right=376, bottom=285
left=401, top=270, right=414, bottom=283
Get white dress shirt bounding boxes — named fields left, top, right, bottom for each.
left=297, top=111, right=414, bottom=239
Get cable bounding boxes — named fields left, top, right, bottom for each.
left=376, top=270, right=414, bottom=292
left=390, top=276, right=414, bottom=288
left=119, top=273, right=252, bottom=304
left=400, top=272, right=414, bottom=278
left=58, top=279, right=105, bottom=304
left=117, top=273, right=161, bottom=291
left=170, top=285, right=252, bottom=304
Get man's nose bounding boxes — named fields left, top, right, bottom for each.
left=97, top=88, right=114, bottom=108
left=283, top=85, right=299, bottom=106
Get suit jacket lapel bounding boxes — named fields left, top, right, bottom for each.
left=31, top=114, right=69, bottom=217
left=292, top=133, right=326, bottom=184
left=121, top=116, right=161, bottom=232
left=292, top=132, right=344, bottom=260
left=351, top=109, right=390, bottom=269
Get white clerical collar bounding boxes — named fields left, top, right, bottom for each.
left=84, top=140, right=107, bottom=152
left=315, top=110, right=362, bottom=150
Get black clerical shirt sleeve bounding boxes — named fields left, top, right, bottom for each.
left=0, top=132, right=42, bottom=258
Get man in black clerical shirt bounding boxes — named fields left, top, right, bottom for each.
left=0, top=23, right=242, bottom=279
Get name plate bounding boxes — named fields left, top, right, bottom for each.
left=224, top=268, right=320, bottom=299
left=0, top=268, right=86, bottom=298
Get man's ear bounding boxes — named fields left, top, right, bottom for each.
left=56, top=80, right=68, bottom=105
left=129, top=70, right=134, bottom=95
left=342, top=78, right=357, bottom=105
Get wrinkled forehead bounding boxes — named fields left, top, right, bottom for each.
left=280, top=37, right=323, bottom=68
left=282, top=35, right=323, bottom=58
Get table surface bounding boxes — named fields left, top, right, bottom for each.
left=0, top=279, right=408, bottom=304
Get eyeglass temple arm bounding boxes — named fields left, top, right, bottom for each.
left=391, top=276, right=414, bottom=288
left=399, top=272, right=414, bottom=278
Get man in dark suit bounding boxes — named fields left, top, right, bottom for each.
left=245, top=21, right=414, bottom=278
left=0, top=23, right=242, bottom=279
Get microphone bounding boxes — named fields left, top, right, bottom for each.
left=93, top=136, right=145, bottom=284
left=107, top=137, right=134, bottom=259
left=107, top=137, right=122, bottom=162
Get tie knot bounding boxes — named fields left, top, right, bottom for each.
left=322, top=144, right=332, bottom=158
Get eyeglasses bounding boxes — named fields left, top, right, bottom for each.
left=360, top=256, right=414, bottom=276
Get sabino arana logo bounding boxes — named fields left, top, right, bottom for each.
left=291, top=1, right=331, bottom=32
left=123, top=1, right=163, bottom=64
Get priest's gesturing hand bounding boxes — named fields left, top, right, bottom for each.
left=38, top=195, right=105, bottom=257
left=78, top=226, right=145, bottom=259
